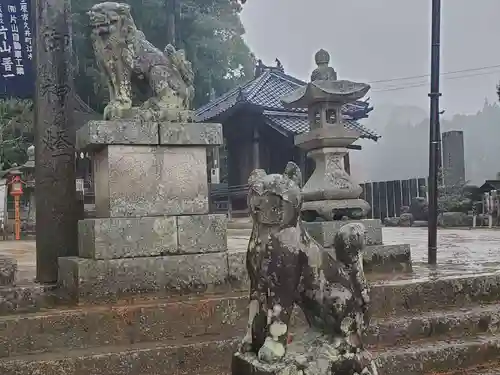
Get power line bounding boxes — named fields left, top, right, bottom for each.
left=372, top=82, right=428, bottom=93
left=371, top=69, right=500, bottom=93
left=368, top=64, right=500, bottom=85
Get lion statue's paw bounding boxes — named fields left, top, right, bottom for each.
left=238, top=335, right=253, bottom=354
left=103, top=103, right=125, bottom=121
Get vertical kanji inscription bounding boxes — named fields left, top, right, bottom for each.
left=34, top=0, right=77, bottom=283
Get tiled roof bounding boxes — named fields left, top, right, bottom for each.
left=194, top=67, right=378, bottom=141
left=195, top=68, right=373, bottom=122
left=481, top=180, right=500, bottom=190
left=262, top=110, right=380, bottom=141
left=74, top=94, right=98, bottom=115
left=73, top=95, right=100, bottom=131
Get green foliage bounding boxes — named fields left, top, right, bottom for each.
left=180, top=0, right=255, bottom=107
left=71, top=0, right=254, bottom=111
left=437, top=168, right=472, bottom=213
left=0, top=99, right=33, bottom=168
left=0, top=1, right=253, bottom=169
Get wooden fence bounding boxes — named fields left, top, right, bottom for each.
left=209, top=177, right=428, bottom=219
left=360, top=178, right=427, bottom=219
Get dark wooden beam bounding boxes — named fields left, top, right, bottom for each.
left=344, top=153, right=351, bottom=175
left=347, top=144, right=362, bottom=150
left=252, top=126, right=260, bottom=169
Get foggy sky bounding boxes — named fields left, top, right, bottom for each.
left=241, top=0, right=500, bottom=117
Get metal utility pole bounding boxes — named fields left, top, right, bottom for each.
left=427, top=0, right=442, bottom=265
left=34, top=0, right=78, bottom=282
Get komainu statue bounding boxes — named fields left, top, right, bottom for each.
left=233, top=162, right=378, bottom=375
left=88, top=2, right=195, bottom=122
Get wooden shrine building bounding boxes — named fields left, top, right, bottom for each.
left=195, top=64, right=380, bottom=213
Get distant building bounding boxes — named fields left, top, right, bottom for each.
left=195, top=64, right=380, bottom=213
left=479, top=180, right=500, bottom=193
left=442, top=130, right=466, bottom=186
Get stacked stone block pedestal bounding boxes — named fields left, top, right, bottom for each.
left=58, top=120, right=229, bottom=302
left=304, top=219, right=412, bottom=273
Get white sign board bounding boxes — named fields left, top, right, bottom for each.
left=76, top=178, right=84, bottom=193
left=0, top=179, right=7, bottom=227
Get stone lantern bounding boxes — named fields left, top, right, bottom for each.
left=278, top=49, right=412, bottom=276
left=281, top=49, right=371, bottom=221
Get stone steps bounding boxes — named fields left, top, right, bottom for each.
left=2, top=295, right=500, bottom=359
left=366, top=303, right=500, bottom=348
left=376, top=334, right=500, bottom=375
left=436, top=362, right=500, bottom=374
left=2, top=273, right=500, bottom=374
left=0, top=273, right=499, bottom=352
left=0, top=294, right=248, bottom=358
left=5, top=270, right=500, bottom=317
left=370, top=272, right=500, bottom=316
left=0, top=284, right=58, bottom=315
left=2, top=333, right=500, bottom=375
left=439, top=369, right=500, bottom=375
left=0, top=336, right=239, bottom=375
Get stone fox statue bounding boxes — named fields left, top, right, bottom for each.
left=239, top=162, right=376, bottom=374
left=88, top=2, right=195, bottom=121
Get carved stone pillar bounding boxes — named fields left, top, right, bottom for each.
left=295, top=126, right=370, bottom=221
left=34, top=0, right=77, bottom=283
left=301, top=147, right=362, bottom=202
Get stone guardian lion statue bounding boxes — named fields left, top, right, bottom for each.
left=88, top=2, right=195, bottom=122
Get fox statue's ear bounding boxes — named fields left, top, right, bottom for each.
left=248, top=168, right=267, bottom=187
left=116, top=3, right=131, bottom=15
left=283, top=162, right=302, bottom=188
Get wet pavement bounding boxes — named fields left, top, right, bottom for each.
left=1, top=227, right=500, bottom=284
left=383, top=227, right=500, bottom=280
left=0, top=240, right=35, bottom=283
left=228, top=227, right=500, bottom=281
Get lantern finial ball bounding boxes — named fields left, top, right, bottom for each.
left=314, top=49, right=330, bottom=65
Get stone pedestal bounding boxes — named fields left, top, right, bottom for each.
left=58, top=120, right=228, bottom=302
left=305, top=219, right=382, bottom=246
left=233, top=329, right=378, bottom=375
left=305, top=219, right=412, bottom=273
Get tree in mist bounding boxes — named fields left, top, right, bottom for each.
left=0, top=99, right=33, bottom=168
left=357, top=100, right=500, bottom=185
left=72, top=0, right=255, bottom=111
left=1, top=0, right=254, bottom=167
